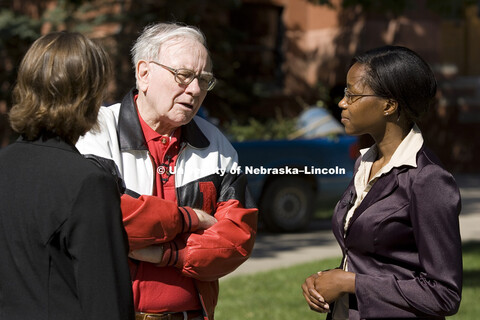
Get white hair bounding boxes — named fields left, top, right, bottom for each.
left=131, top=22, right=211, bottom=78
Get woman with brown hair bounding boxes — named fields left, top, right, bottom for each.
left=0, top=31, right=134, bottom=319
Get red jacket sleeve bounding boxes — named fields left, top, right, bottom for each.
left=121, top=194, right=199, bottom=251
left=159, top=199, right=258, bottom=281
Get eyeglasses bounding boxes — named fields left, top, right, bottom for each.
left=343, top=88, right=379, bottom=104
left=149, top=61, right=216, bottom=91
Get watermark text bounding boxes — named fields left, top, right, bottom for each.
left=157, top=165, right=346, bottom=177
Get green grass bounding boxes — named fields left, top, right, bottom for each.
left=216, top=257, right=340, bottom=320
left=449, top=241, right=480, bottom=319
left=216, top=241, right=480, bottom=320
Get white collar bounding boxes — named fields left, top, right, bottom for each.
left=359, top=124, right=424, bottom=176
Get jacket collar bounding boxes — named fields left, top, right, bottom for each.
left=342, top=144, right=429, bottom=238
left=18, top=132, right=79, bottom=154
left=118, top=88, right=210, bottom=151
left=348, top=169, right=400, bottom=228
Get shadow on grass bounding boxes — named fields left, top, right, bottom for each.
left=462, top=241, right=480, bottom=253
left=463, top=270, right=480, bottom=287
left=462, top=241, right=480, bottom=288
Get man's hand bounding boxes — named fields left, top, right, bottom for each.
left=193, top=208, right=217, bottom=230
left=128, top=209, right=216, bottom=263
left=129, top=245, right=164, bottom=264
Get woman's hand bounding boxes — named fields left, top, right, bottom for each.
left=314, top=269, right=356, bottom=303
left=302, top=268, right=356, bottom=313
left=302, top=272, right=330, bottom=313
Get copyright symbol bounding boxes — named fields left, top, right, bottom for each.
left=157, top=166, right=165, bottom=175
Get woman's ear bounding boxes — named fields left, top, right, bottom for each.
left=383, top=99, right=398, bottom=117
left=136, top=60, right=150, bottom=92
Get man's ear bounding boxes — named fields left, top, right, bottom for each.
left=136, top=60, right=149, bottom=92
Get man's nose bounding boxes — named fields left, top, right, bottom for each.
left=185, top=77, right=202, bottom=96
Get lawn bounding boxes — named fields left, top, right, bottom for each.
left=216, top=241, right=480, bottom=320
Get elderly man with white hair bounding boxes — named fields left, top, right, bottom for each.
left=76, top=22, right=258, bottom=320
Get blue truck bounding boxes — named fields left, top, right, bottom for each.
left=232, top=134, right=358, bottom=232
left=229, top=107, right=359, bottom=232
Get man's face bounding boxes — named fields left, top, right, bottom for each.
left=137, top=38, right=211, bottom=134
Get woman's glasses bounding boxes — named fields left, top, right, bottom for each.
left=343, top=87, right=379, bottom=104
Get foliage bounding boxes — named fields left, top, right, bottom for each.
left=2, top=0, right=479, bottom=146
left=0, top=9, right=40, bottom=41
left=0, top=8, right=41, bottom=129
left=224, top=112, right=297, bottom=142
left=341, top=0, right=414, bottom=15
left=306, top=0, right=480, bottom=18
left=0, top=1, right=108, bottom=102
left=217, top=241, right=480, bottom=320
left=425, top=0, right=478, bottom=19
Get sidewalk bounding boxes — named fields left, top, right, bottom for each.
left=225, top=174, right=480, bottom=278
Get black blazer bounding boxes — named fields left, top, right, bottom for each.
left=331, top=145, right=462, bottom=320
left=0, top=134, right=134, bottom=320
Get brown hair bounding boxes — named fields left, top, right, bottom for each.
left=9, top=31, right=112, bottom=143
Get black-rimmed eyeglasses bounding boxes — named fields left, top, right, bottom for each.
left=149, top=61, right=216, bottom=91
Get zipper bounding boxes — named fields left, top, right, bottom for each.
left=147, top=150, right=156, bottom=195
left=175, top=142, right=187, bottom=205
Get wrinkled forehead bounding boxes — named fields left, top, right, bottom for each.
left=158, top=38, right=212, bottom=71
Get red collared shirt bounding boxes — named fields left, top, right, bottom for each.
left=132, top=109, right=201, bottom=313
